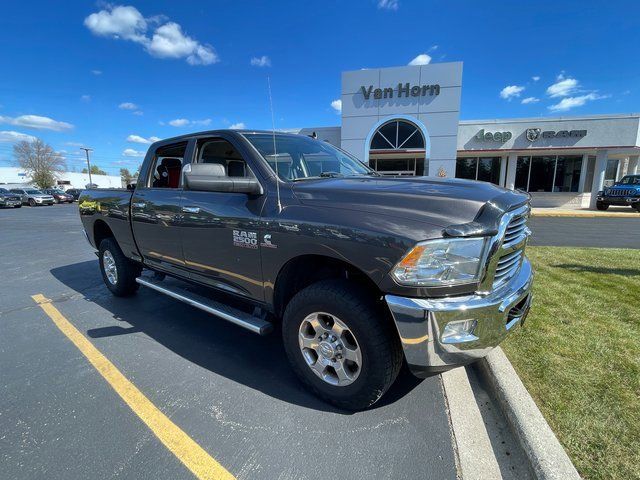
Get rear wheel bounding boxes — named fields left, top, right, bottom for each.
left=596, top=201, right=609, bottom=211
left=634, top=204, right=640, bottom=212
left=282, top=279, right=403, bottom=410
left=28, top=198, right=36, bottom=207
left=98, top=237, right=141, bottom=296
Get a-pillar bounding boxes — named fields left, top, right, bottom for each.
left=589, top=149, right=608, bottom=209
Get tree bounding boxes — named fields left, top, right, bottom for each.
left=13, top=138, right=66, bottom=189
left=82, top=165, right=107, bottom=175
left=120, top=168, right=132, bottom=185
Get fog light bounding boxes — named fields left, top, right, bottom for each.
left=441, top=319, right=478, bottom=344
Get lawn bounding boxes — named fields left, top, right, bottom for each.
left=502, top=246, right=640, bottom=480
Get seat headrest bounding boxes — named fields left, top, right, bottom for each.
left=160, top=157, right=182, bottom=169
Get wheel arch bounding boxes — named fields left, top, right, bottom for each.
left=93, top=219, right=115, bottom=249
left=272, top=254, right=383, bottom=318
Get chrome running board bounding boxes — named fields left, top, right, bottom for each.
left=135, top=277, right=273, bottom=335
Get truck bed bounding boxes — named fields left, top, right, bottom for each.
left=79, top=188, right=139, bottom=260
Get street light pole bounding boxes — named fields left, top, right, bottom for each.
left=80, top=147, right=93, bottom=188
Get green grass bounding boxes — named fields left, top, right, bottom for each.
left=502, top=246, right=640, bottom=480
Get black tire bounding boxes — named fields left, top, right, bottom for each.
left=28, top=198, right=36, bottom=207
left=634, top=204, right=640, bottom=213
left=282, top=279, right=403, bottom=410
left=98, top=237, right=142, bottom=297
left=14, top=205, right=21, bottom=208
left=596, top=201, right=609, bottom=211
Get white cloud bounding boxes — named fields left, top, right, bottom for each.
left=167, top=118, right=211, bottom=127
left=250, top=55, right=271, bottom=67
left=119, top=102, right=138, bottom=110
left=532, top=76, right=540, bottom=82
left=546, top=74, right=579, bottom=97
left=408, top=53, right=431, bottom=66
left=81, top=94, right=91, bottom=102
left=0, top=114, right=73, bottom=131
left=65, top=141, right=84, bottom=147
left=168, top=118, right=189, bottom=127
left=122, top=148, right=145, bottom=157
left=548, top=93, right=607, bottom=112
left=521, top=96, right=540, bottom=104
left=84, top=5, right=148, bottom=42
left=378, top=0, right=399, bottom=10
left=0, top=130, right=37, bottom=143
left=126, top=134, right=160, bottom=144
left=229, top=122, right=246, bottom=129
left=91, top=69, right=102, bottom=75
left=330, top=99, right=342, bottom=114
left=500, top=85, right=525, bottom=100
left=133, top=110, right=144, bottom=116
left=84, top=5, right=218, bottom=66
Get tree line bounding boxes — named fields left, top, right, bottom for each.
left=12, top=137, right=138, bottom=189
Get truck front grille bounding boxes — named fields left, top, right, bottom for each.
left=492, top=209, right=530, bottom=290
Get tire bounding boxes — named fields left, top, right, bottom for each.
left=28, top=198, right=36, bottom=207
left=14, top=205, right=21, bottom=208
left=634, top=204, right=640, bottom=213
left=596, top=201, right=609, bottom=211
left=98, top=237, right=142, bottom=297
left=282, top=279, right=403, bottom=410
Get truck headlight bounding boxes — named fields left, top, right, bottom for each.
left=391, top=237, right=488, bottom=287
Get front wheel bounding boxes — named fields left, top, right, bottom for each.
left=98, top=238, right=142, bottom=296
left=596, top=201, right=609, bottom=211
left=634, top=204, right=640, bottom=213
left=28, top=198, right=36, bottom=207
left=282, top=279, right=403, bottom=410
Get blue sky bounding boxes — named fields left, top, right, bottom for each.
left=1, top=0, right=639, bottom=176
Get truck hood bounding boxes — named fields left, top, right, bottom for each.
left=292, top=176, right=529, bottom=231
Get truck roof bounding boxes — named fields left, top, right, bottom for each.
left=151, top=129, right=305, bottom=147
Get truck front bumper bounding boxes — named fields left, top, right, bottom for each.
left=385, top=258, right=533, bottom=377
left=597, top=196, right=640, bottom=206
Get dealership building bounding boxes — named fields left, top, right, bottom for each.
left=299, top=62, right=640, bottom=208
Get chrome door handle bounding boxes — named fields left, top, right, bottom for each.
left=182, top=206, right=200, bottom=214
left=132, top=202, right=146, bottom=209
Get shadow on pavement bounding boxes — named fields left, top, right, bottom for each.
left=50, top=260, right=423, bottom=414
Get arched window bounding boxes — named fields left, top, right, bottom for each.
left=370, top=120, right=425, bottom=151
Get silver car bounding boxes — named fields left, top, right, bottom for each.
left=10, top=188, right=55, bottom=206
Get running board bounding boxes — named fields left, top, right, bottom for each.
left=135, top=277, right=273, bottom=335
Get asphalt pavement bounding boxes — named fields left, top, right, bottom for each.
left=0, top=204, right=457, bottom=480
left=528, top=216, right=640, bottom=248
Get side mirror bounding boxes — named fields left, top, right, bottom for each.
left=183, top=163, right=263, bottom=195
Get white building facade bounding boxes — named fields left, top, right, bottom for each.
left=299, top=63, right=640, bottom=208
left=0, top=167, right=122, bottom=190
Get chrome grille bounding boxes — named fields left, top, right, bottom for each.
left=492, top=208, right=530, bottom=290
left=605, top=188, right=635, bottom=197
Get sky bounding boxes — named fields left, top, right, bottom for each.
left=0, top=0, right=639, bottom=176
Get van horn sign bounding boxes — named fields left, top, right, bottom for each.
left=361, top=83, right=441, bottom=100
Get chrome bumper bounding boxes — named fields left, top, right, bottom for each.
left=385, top=258, right=533, bottom=377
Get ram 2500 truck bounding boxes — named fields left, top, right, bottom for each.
left=596, top=174, right=640, bottom=211
left=79, top=130, right=533, bottom=410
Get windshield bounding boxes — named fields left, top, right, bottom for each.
left=26, top=189, right=42, bottom=194
left=618, top=175, right=640, bottom=185
left=243, top=134, right=373, bottom=181
left=50, top=189, right=64, bottom=194
left=0, top=188, right=8, bottom=193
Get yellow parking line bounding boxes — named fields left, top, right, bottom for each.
left=31, top=294, right=235, bottom=480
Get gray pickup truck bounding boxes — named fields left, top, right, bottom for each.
left=79, top=130, right=533, bottom=409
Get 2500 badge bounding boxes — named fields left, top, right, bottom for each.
left=233, top=230, right=258, bottom=249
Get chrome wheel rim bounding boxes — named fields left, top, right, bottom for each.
left=298, top=312, right=362, bottom=387
left=103, top=250, right=118, bottom=285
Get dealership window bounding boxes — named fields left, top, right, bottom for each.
left=455, top=157, right=501, bottom=185
left=604, top=159, right=619, bottom=187
left=514, top=155, right=583, bottom=192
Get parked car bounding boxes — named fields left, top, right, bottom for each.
left=42, top=188, right=75, bottom=204
left=0, top=187, right=22, bottom=208
left=79, top=130, right=534, bottom=410
left=65, top=188, right=82, bottom=201
left=596, top=174, right=640, bottom=211
left=10, top=188, right=55, bottom=206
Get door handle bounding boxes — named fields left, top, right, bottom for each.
left=132, top=202, right=146, bottom=209
left=182, top=206, right=200, bottom=214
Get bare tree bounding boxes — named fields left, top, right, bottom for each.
left=13, top=138, right=66, bottom=189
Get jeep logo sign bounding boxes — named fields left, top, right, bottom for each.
left=475, top=129, right=512, bottom=142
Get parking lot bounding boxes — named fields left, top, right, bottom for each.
left=1, top=204, right=459, bottom=480
left=2, top=204, right=638, bottom=480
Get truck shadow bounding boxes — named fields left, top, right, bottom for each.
left=555, top=263, right=640, bottom=276
left=50, top=260, right=423, bottom=414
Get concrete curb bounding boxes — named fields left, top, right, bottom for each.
left=475, top=347, right=581, bottom=480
